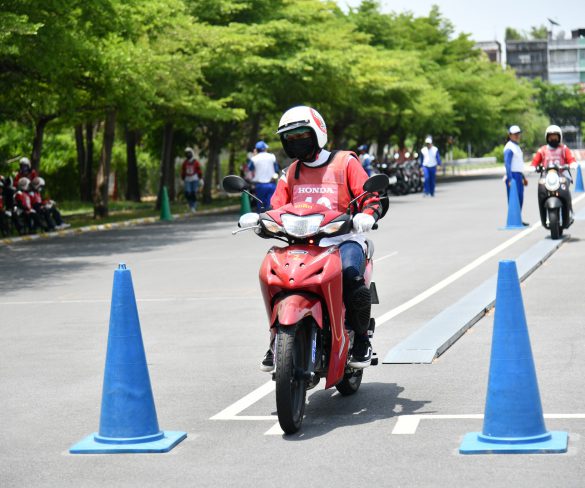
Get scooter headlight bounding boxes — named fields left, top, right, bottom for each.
left=544, top=172, right=560, bottom=191
left=281, top=214, right=324, bottom=238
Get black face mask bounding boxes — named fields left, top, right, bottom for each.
left=547, top=138, right=560, bottom=148
left=282, top=133, right=318, bottom=162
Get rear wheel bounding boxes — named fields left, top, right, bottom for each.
left=549, top=208, right=562, bottom=240
left=335, top=369, right=363, bottom=396
left=275, top=326, right=308, bottom=434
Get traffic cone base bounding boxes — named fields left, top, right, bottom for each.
left=460, top=431, right=568, bottom=454
left=70, top=431, right=187, bottom=454
left=500, top=179, right=524, bottom=230
left=70, top=264, right=186, bottom=454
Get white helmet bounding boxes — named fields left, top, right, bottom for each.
left=545, top=125, right=562, bottom=145
left=32, top=176, right=45, bottom=191
left=17, top=177, right=31, bottom=191
left=424, top=136, right=433, bottom=144
left=19, top=157, right=31, bottom=168
left=276, top=106, right=327, bottom=162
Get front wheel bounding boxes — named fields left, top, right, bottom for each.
left=275, top=326, right=308, bottom=434
left=335, top=369, right=363, bottom=396
left=549, top=208, right=562, bottom=240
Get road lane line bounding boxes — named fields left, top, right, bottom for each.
left=375, top=192, right=585, bottom=329
left=392, top=413, right=585, bottom=434
left=374, top=251, right=398, bottom=263
left=210, top=381, right=275, bottom=420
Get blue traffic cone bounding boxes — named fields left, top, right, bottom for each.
left=459, top=260, right=568, bottom=454
left=575, top=165, right=584, bottom=193
left=500, top=179, right=524, bottom=230
left=70, top=264, right=186, bottom=454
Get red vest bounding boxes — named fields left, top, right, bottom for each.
left=285, top=151, right=356, bottom=212
left=537, top=145, right=571, bottom=167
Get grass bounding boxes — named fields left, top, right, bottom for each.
left=58, top=194, right=240, bottom=229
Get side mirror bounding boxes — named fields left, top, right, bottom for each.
left=222, top=175, right=247, bottom=193
left=363, top=174, right=389, bottom=194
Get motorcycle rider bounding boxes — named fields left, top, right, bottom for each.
left=239, top=106, right=383, bottom=371
left=30, top=177, right=70, bottom=230
left=531, top=125, right=576, bottom=220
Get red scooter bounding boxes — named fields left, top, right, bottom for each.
left=223, top=174, right=388, bottom=434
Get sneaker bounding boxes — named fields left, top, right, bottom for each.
left=348, top=338, right=372, bottom=369
left=260, top=349, right=274, bottom=372
left=522, top=221, right=530, bottom=226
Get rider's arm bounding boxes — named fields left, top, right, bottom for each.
left=531, top=150, right=543, bottom=168
left=270, top=169, right=291, bottom=209
left=347, top=157, right=381, bottom=220
left=503, top=148, right=513, bottom=179
left=564, top=146, right=576, bottom=165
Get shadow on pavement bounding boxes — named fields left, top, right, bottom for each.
left=0, top=214, right=238, bottom=294
left=278, top=382, right=433, bottom=441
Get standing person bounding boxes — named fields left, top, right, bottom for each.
left=238, top=106, right=384, bottom=371
left=531, top=124, right=576, bottom=221
left=503, top=125, right=529, bottom=225
left=357, top=144, right=374, bottom=176
left=181, top=147, right=203, bottom=212
left=420, top=136, right=441, bottom=197
left=248, top=140, right=279, bottom=211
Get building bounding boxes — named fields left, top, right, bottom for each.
left=548, top=31, right=585, bottom=86
left=475, top=41, right=502, bottom=64
left=506, top=40, right=548, bottom=80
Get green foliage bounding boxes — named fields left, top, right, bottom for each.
left=1, top=0, right=549, bottom=202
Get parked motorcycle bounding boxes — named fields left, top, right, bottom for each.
left=223, top=173, right=388, bottom=434
left=536, top=163, right=573, bottom=240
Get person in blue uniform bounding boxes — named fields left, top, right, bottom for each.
left=503, top=125, right=528, bottom=225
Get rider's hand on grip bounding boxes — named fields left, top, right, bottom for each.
left=353, top=213, right=375, bottom=233
left=238, top=212, right=259, bottom=228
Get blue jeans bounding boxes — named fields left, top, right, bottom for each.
left=184, top=180, right=200, bottom=209
left=423, top=166, right=437, bottom=196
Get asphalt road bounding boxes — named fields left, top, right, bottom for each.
left=1, top=170, right=585, bottom=487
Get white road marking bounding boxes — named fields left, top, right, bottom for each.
left=210, top=381, right=275, bottom=421
left=264, top=423, right=284, bottom=436
left=374, top=251, right=398, bottom=263
left=391, top=413, right=585, bottom=434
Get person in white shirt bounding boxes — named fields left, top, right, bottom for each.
left=503, top=125, right=528, bottom=225
left=420, top=136, right=441, bottom=196
left=249, top=140, right=279, bottom=210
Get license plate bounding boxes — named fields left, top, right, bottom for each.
left=387, top=176, right=397, bottom=185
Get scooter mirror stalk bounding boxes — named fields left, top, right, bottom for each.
left=222, top=174, right=265, bottom=210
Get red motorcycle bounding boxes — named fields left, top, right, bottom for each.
left=223, top=174, right=388, bottom=434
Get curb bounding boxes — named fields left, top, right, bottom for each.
left=0, top=204, right=240, bottom=246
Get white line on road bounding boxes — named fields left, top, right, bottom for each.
left=210, top=381, right=275, bottom=420
left=374, top=251, right=398, bottom=263
left=392, top=413, right=585, bottom=435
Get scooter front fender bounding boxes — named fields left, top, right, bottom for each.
left=544, top=197, right=562, bottom=209
left=270, top=294, right=323, bottom=328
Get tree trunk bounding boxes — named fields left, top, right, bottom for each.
left=31, top=115, right=57, bottom=171
left=75, top=124, right=86, bottom=200
left=125, top=128, right=141, bottom=202
left=94, top=111, right=116, bottom=218
left=156, top=122, right=174, bottom=210
left=376, top=129, right=392, bottom=161
left=203, top=131, right=221, bottom=205
left=246, top=114, right=261, bottom=151
left=84, top=122, right=94, bottom=202
left=228, top=143, right=236, bottom=176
